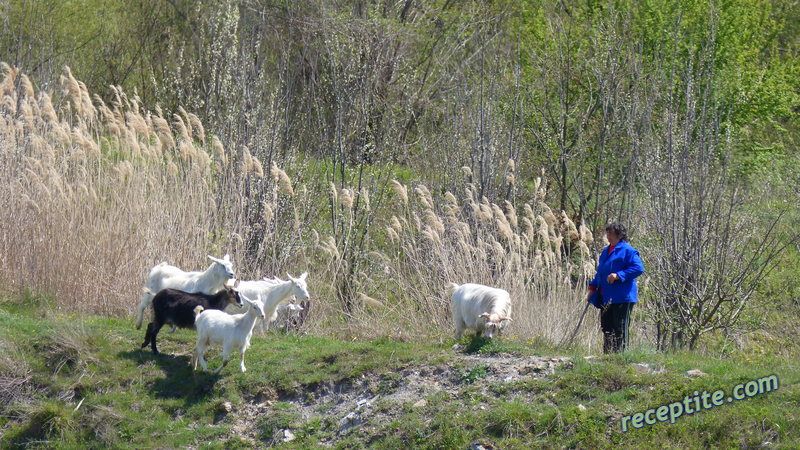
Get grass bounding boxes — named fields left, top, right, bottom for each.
left=0, top=295, right=798, bottom=448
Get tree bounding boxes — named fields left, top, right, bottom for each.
left=638, top=6, right=798, bottom=350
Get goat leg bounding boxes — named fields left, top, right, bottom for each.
left=140, top=322, right=154, bottom=349
left=149, top=322, right=164, bottom=355
left=215, top=359, right=228, bottom=374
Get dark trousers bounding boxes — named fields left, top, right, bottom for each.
left=600, top=302, right=634, bottom=353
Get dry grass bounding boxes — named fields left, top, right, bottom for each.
left=0, top=65, right=225, bottom=316
left=0, top=64, right=601, bottom=348
left=0, top=338, right=33, bottom=406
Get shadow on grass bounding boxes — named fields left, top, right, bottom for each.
left=118, top=349, right=223, bottom=407
left=462, top=335, right=526, bottom=355
left=463, top=336, right=492, bottom=354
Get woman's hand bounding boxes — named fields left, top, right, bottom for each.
left=607, top=273, right=619, bottom=284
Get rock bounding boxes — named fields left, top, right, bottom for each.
left=340, top=411, right=363, bottom=432
left=578, top=404, right=587, bottom=412
left=686, top=369, right=708, bottom=378
left=255, top=387, right=278, bottom=404
left=219, top=401, right=233, bottom=414
left=452, top=344, right=461, bottom=351
left=584, top=355, right=599, bottom=361
left=413, top=399, right=428, bottom=408
left=282, top=429, right=296, bottom=442
left=519, top=362, right=548, bottom=375
left=632, top=363, right=651, bottom=374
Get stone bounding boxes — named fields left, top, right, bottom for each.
left=686, top=369, right=708, bottom=378
left=413, top=399, right=428, bottom=408
left=340, top=411, right=363, bottom=432
left=282, top=429, right=296, bottom=442
left=578, top=404, right=587, bottom=411
left=631, top=363, right=651, bottom=374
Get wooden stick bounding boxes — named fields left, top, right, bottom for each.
left=562, top=302, right=590, bottom=347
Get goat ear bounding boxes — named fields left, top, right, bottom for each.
left=300, top=272, right=308, bottom=280
left=286, top=272, right=294, bottom=280
left=223, top=254, right=231, bottom=261
left=208, top=255, right=221, bottom=264
left=478, top=313, right=491, bottom=319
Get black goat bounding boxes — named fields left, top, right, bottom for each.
left=141, top=286, right=243, bottom=355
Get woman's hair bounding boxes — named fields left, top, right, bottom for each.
left=605, top=221, right=628, bottom=241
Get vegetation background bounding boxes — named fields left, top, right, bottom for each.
left=3, top=0, right=797, bottom=351
left=0, top=0, right=799, bottom=446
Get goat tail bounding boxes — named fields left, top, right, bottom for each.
left=193, top=305, right=205, bottom=319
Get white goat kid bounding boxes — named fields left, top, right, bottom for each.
left=192, top=294, right=266, bottom=374
left=267, top=303, right=305, bottom=332
left=449, top=283, right=512, bottom=339
left=136, top=254, right=235, bottom=329
left=225, top=272, right=311, bottom=333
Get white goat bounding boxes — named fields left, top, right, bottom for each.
left=136, top=254, right=235, bottom=329
left=224, top=273, right=311, bottom=333
left=449, top=283, right=512, bottom=339
left=192, top=294, right=266, bottom=373
left=265, top=303, right=305, bottom=332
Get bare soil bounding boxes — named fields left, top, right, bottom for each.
left=225, top=350, right=572, bottom=446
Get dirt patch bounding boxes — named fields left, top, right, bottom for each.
left=224, top=352, right=571, bottom=446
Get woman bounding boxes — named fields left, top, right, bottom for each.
left=586, top=222, right=644, bottom=353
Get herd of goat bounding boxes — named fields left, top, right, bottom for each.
left=136, top=254, right=512, bottom=373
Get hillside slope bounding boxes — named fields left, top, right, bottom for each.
left=0, top=296, right=798, bottom=449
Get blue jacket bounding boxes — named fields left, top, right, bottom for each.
left=588, top=241, right=644, bottom=307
